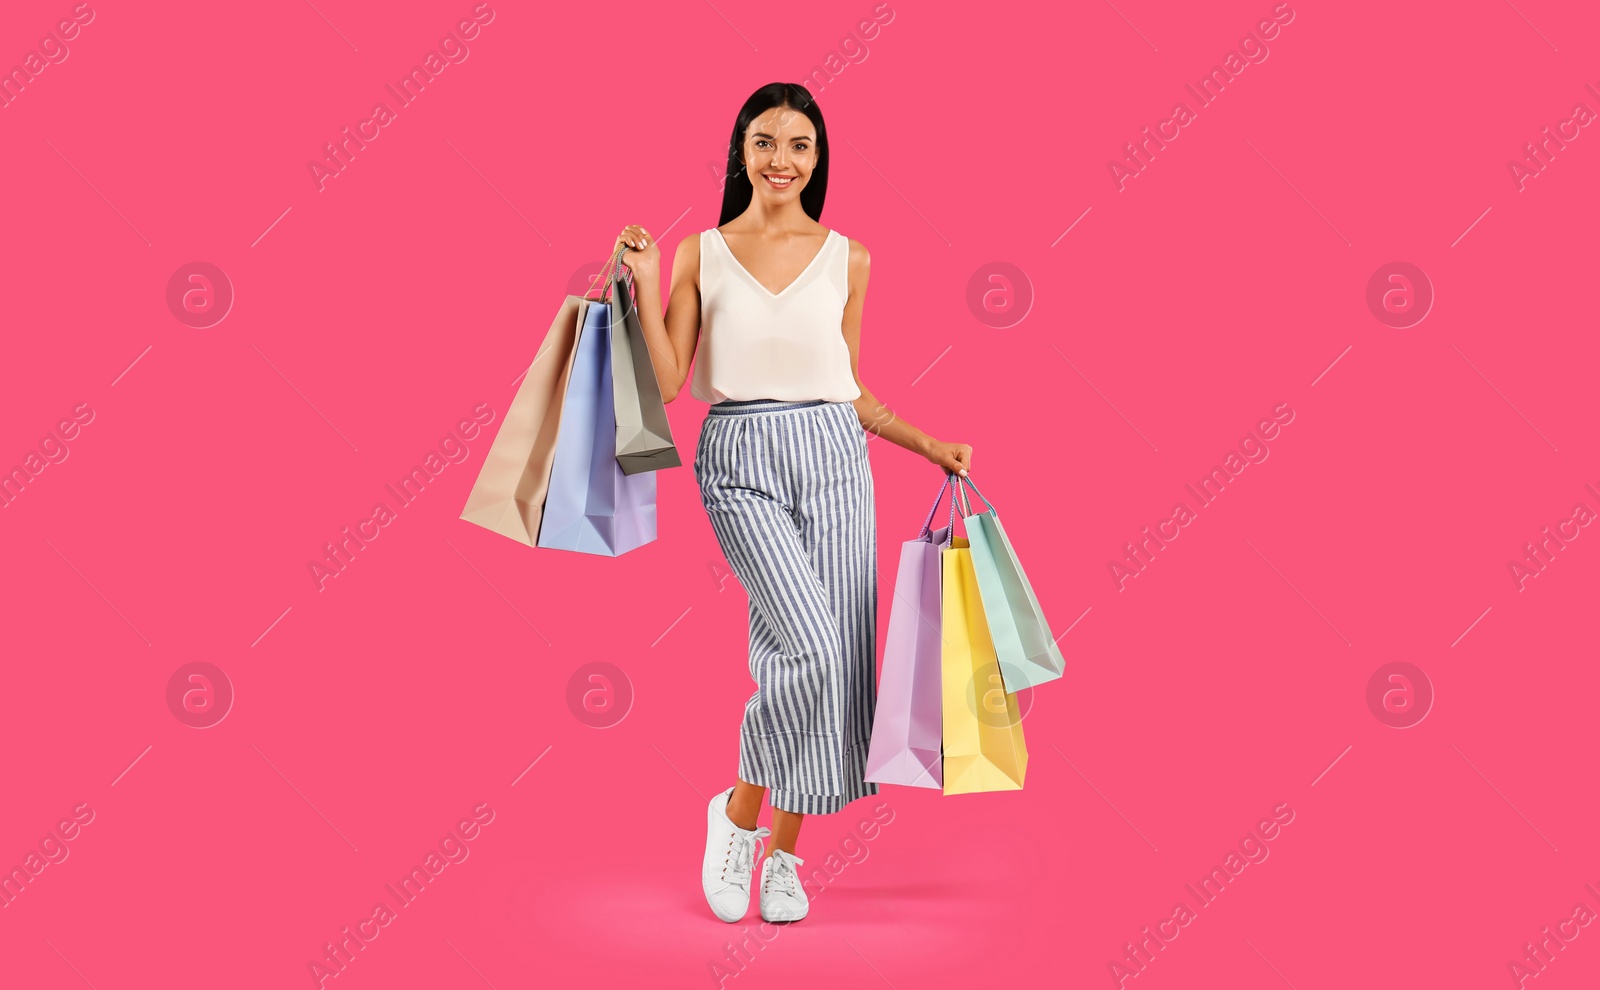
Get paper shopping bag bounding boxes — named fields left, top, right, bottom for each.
left=537, top=299, right=658, bottom=556
left=608, top=270, right=682, bottom=474
left=941, top=536, right=1028, bottom=794
left=956, top=476, right=1065, bottom=692
left=458, top=295, right=590, bottom=546
left=864, top=477, right=955, bottom=789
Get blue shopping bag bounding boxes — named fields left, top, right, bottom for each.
left=536, top=298, right=657, bottom=555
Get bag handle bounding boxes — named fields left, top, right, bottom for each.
left=954, top=473, right=993, bottom=516
left=917, top=474, right=956, bottom=540
left=585, top=241, right=637, bottom=303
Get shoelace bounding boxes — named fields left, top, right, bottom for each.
left=722, top=826, right=771, bottom=890
left=764, top=851, right=805, bottom=897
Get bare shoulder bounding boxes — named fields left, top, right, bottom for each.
left=673, top=231, right=702, bottom=290
left=846, top=236, right=871, bottom=279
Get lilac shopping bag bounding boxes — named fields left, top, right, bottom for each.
left=536, top=293, right=657, bottom=555
left=864, top=476, right=956, bottom=789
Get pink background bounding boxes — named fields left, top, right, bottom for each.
left=2, top=1, right=1597, bottom=987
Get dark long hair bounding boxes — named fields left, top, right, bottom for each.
left=717, top=83, right=829, bottom=226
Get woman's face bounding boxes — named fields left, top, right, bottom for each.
left=741, top=106, right=817, bottom=202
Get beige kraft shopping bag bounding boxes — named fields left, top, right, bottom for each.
left=459, top=295, right=591, bottom=546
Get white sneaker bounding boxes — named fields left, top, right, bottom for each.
left=702, top=787, right=770, bottom=923
left=759, top=849, right=809, bottom=922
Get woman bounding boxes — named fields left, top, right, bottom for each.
left=615, top=82, right=972, bottom=925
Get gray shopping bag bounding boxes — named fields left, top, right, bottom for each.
left=608, top=268, right=681, bottom=474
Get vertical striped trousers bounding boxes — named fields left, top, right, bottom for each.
left=694, top=399, right=880, bottom=815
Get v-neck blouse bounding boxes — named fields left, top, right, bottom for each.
left=690, top=227, right=861, bottom=404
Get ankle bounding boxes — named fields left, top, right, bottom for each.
left=725, top=801, right=759, bottom=831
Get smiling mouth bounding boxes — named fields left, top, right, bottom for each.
left=763, top=174, right=796, bottom=189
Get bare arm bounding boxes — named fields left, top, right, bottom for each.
left=840, top=237, right=973, bottom=475
left=614, top=225, right=699, bottom=403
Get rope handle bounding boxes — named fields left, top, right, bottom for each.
left=585, top=240, right=637, bottom=303
left=939, top=474, right=992, bottom=548
left=954, top=474, right=993, bottom=516
left=917, top=475, right=956, bottom=539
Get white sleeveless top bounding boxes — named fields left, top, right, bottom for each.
left=690, top=226, right=862, bottom=403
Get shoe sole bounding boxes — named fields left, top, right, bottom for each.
left=760, top=908, right=807, bottom=923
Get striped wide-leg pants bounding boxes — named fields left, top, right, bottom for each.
left=694, top=398, right=880, bottom=815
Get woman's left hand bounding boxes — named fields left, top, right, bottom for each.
left=925, top=439, right=973, bottom=476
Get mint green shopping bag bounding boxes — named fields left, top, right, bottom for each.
left=953, top=476, right=1065, bottom=692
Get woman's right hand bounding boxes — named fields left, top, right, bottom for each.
left=615, top=224, right=660, bottom=277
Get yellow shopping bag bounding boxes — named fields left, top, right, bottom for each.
left=941, top=536, right=1028, bottom=794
